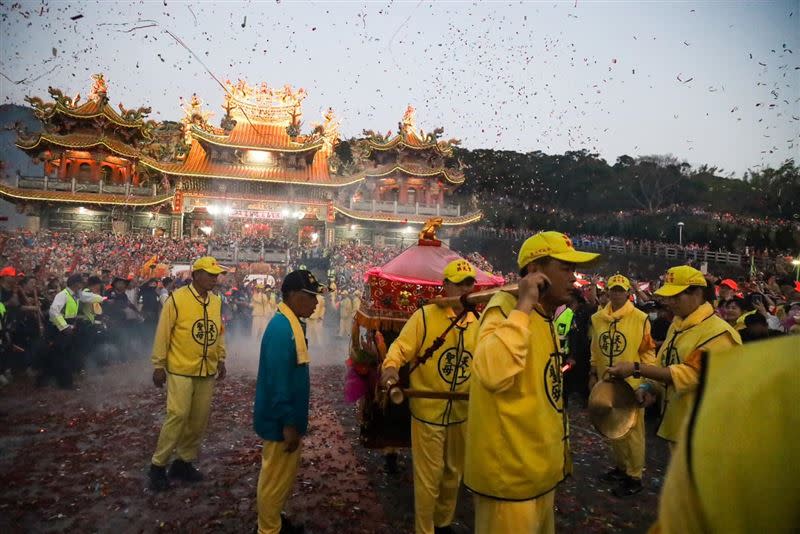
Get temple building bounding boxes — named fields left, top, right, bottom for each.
left=2, top=75, right=480, bottom=247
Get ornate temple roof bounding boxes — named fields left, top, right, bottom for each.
left=364, top=105, right=459, bottom=156
left=191, top=123, right=324, bottom=152
left=140, top=140, right=357, bottom=186
left=333, top=205, right=481, bottom=226
left=364, top=164, right=465, bottom=185
left=24, top=74, right=156, bottom=140
left=16, top=133, right=141, bottom=159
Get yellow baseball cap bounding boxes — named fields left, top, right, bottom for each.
left=654, top=266, right=707, bottom=297
left=192, top=256, right=228, bottom=275
left=517, top=231, right=600, bottom=269
left=607, top=274, right=631, bottom=291
left=443, top=259, right=477, bottom=283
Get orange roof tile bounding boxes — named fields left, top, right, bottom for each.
left=366, top=133, right=446, bottom=154
left=0, top=183, right=173, bottom=206
left=141, top=140, right=354, bottom=186
left=333, top=205, right=481, bottom=226
left=192, top=123, right=323, bottom=152
left=39, top=100, right=149, bottom=132
left=364, top=164, right=465, bottom=185
left=16, top=133, right=141, bottom=159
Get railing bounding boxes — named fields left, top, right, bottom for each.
left=574, top=239, right=745, bottom=266
left=349, top=199, right=461, bottom=217
left=457, top=228, right=777, bottom=270
left=207, top=243, right=288, bottom=264
left=16, top=176, right=159, bottom=197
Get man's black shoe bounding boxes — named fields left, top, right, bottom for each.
left=384, top=452, right=399, bottom=474
left=168, top=459, right=204, bottom=482
left=435, top=526, right=456, bottom=534
left=148, top=464, right=170, bottom=492
left=599, top=467, right=626, bottom=483
left=280, top=513, right=305, bottom=533
left=613, top=476, right=643, bottom=497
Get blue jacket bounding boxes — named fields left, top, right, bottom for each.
left=253, top=313, right=310, bottom=441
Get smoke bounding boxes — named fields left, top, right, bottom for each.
left=42, top=314, right=351, bottom=409
left=224, top=317, right=350, bottom=375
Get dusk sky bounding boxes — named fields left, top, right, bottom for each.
left=1, top=0, right=798, bottom=175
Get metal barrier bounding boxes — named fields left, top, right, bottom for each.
left=458, top=229, right=777, bottom=271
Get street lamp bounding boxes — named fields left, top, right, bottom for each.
left=677, top=222, right=685, bottom=247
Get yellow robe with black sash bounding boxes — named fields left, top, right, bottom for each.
left=655, top=302, right=740, bottom=442
left=383, top=303, right=477, bottom=425
left=648, top=336, right=799, bottom=534
left=151, top=284, right=226, bottom=377
left=465, top=291, right=571, bottom=501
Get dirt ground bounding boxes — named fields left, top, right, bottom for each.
left=0, top=335, right=668, bottom=534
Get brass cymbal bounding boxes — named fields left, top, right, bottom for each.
left=587, top=379, right=639, bottom=440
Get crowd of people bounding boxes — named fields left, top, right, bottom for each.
left=0, top=230, right=207, bottom=279
left=0, top=223, right=796, bottom=532
left=473, top=199, right=799, bottom=257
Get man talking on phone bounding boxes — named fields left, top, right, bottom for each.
left=465, top=232, right=599, bottom=533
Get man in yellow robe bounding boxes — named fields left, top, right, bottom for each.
left=381, top=259, right=479, bottom=534
left=589, top=274, right=656, bottom=496
left=465, top=231, right=599, bottom=533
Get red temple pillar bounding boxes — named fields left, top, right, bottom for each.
left=58, top=155, right=68, bottom=180
left=399, top=179, right=408, bottom=205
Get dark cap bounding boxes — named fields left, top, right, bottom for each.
left=281, top=269, right=326, bottom=295
left=112, top=276, right=130, bottom=286
left=86, top=275, right=103, bottom=287
left=66, top=273, right=84, bottom=287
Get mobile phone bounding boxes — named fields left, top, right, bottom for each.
left=539, top=279, right=551, bottom=294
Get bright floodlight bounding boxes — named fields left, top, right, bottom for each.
left=244, top=150, right=273, bottom=165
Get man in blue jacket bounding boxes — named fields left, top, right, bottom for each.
left=254, top=269, right=325, bottom=534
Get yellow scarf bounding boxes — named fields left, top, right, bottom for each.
left=598, top=300, right=634, bottom=321
left=673, top=301, right=716, bottom=331
left=734, top=310, right=756, bottom=331
left=277, top=302, right=310, bottom=365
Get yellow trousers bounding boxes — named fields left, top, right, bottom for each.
left=307, top=318, right=323, bottom=346
left=257, top=440, right=302, bottom=534
left=252, top=315, right=269, bottom=341
left=338, top=319, right=350, bottom=338
left=152, top=373, right=215, bottom=466
left=474, top=490, right=555, bottom=534
left=610, top=407, right=645, bottom=479
left=411, top=418, right=465, bottom=534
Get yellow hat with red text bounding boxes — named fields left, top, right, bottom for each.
left=443, top=259, right=477, bottom=283
left=654, top=265, right=707, bottom=297
left=607, top=274, right=631, bottom=291
left=517, top=231, right=599, bottom=269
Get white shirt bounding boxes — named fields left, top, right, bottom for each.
left=49, top=288, right=103, bottom=331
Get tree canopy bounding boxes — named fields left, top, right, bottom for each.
left=454, top=148, right=798, bottom=251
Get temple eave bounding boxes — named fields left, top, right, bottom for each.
left=333, top=205, right=481, bottom=226
left=0, top=183, right=173, bottom=207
